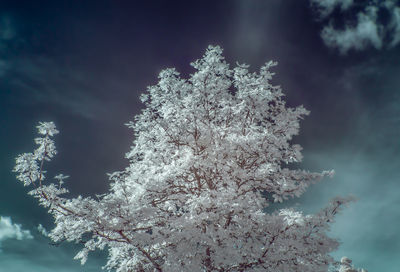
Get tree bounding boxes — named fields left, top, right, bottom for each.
left=339, top=257, right=367, bottom=272
left=14, top=46, right=362, bottom=271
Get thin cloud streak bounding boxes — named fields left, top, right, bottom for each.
left=6, top=56, right=107, bottom=119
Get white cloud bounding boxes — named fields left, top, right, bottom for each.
left=321, top=7, right=382, bottom=54
left=310, top=0, right=354, bottom=18
left=0, top=216, right=33, bottom=250
left=311, top=0, right=400, bottom=54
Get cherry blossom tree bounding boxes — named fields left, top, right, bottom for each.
left=14, top=46, right=364, bottom=271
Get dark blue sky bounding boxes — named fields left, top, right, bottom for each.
left=1, top=1, right=399, bottom=271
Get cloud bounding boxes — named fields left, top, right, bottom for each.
left=310, top=0, right=400, bottom=54
left=6, top=55, right=107, bottom=119
left=310, top=0, right=354, bottom=18
left=389, top=7, right=400, bottom=47
left=37, top=224, right=48, bottom=237
left=0, top=15, right=16, bottom=42
left=0, top=14, right=16, bottom=76
left=321, top=6, right=382, bottom=54
left=0, top=216, right=33, bottom=250
left=0, top=14, right=112, bottom=120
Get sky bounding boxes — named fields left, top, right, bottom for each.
left=0, top=0, right=399, bottom=271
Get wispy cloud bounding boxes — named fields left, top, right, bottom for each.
left=0, top=14, right=110, bottom=120
left=0, top=15, right=16, bottom=42
left=37, top=224, right=48, bottom=237
left=0, top=14, right=16, bottom=76
left=389, top=6, right=400, bottom=47
left=310, top=0, right=400, bottom=54
left=7, top=55, right=107, bottom=119
left=0, top=216, right=33, bottom=251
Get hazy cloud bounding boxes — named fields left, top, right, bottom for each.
left=0, top=237, right=105, bottom=272
left=0, top=14, right=16, bottom=76
left=0, top=59, right=7, bottom=76
left=0, top=216, right=33, bottom=250
left=0, top=15, right=16, bottom=42
left=311, top=0, right=400, bottom=54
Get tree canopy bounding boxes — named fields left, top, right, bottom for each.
left=14, top=46, right=361, bottom=272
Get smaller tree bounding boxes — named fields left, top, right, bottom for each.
left=338, top=257, right=367, bottom=272
left=14, top=46, right=365, bottom=271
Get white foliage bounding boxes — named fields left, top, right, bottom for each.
left=14, top=46, right=360, bottom=271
